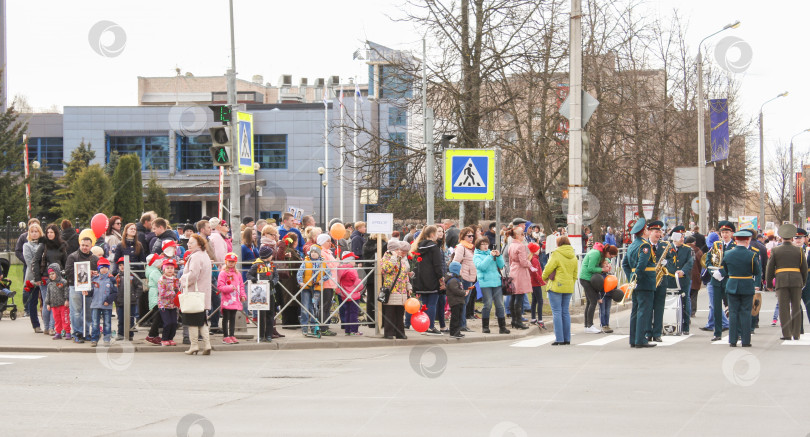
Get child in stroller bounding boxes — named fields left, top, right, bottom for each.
left=0, top=258, right=18, bottom=320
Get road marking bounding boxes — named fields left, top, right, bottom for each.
left=656, top=335, right=693, bottom=346
left=781, top=338, right=810, bottom=346
left=578, top=335, right=628, bottom=346
left=0, top=363, right=10, bottom=366
left=510, top=335, right=557, bottom=348
left=712, top=335, right=729, bottom=345
left=0, top=354, right=46, bottom=360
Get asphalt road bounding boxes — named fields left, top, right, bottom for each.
left=5, top=291, right=810, bottom=437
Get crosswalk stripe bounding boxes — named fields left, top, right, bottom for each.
left=0, top=363, right=11, bottom=366
left=712, top=335, right=729, bottom=345
left=578, top=335, right=628, bottom=346
left=0, top=354, right=46, bottom=360
left=510, top=335, right=557, bottom=348
left=781, top=338, right=810, bottom=346
left=656, top=335, right=693, bottom=346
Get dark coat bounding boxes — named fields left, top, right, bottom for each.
left=112, top=238, right=147, bottom=276
left=350, top=230, right=366, bottom=259
left=65, top=249, right=98, bottom=287
left=445, top=226, right=460, bottom=250
left=136, top=222, right=151, bottom=252
left=114, top=271, right=144, bottom=307
left=444, top=273, right=466, bottom=306
left=412, top=240, right=443, bottom=294
left=15, top=232, right=28, bottom=264
left=34, top=238, right=67, bottom=279
left=61, top=227, right=79, bottom=256
left=149, top=230, right=178, bottom=255
left=765, top=241, right=807, bottom=289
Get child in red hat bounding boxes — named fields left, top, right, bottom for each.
left=528, top=242, right=546, bottom=328
left=337, top=252, right=364, bottom=335
left=218, top=252, right=245, bottom=344
left=157, top=258, right=180, bottom=346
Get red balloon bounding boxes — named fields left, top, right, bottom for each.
left=411, top=311, right=430, bottom=333
left=90, top=213, right=109, bottom=238
left=604, top=275, right=618, bottom=292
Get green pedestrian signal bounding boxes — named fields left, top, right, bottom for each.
left=209, top=126, right=233, bottom=167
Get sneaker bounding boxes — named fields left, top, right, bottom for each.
left=771, top=319, right=777, bottom=326
left=426, top=328, right=442, bottom=336
left=602, top=326, right=614, bottom=334
left=169, top=340, right=177, bottom=346
left=450, top=332, right=465, bottom=338
left=90, top=341, right=98, bottom=347
left=321, top=329, right=337, bottom=337
left=530, top=319, right=538, bottom=325
left=34, top=327, right=43, bottom=333
left=537, top=321, right=546, bottom=329
left=585, top=326, right=602, bottom=334
left=74, top=336, right=85, bottom=344
left=52, top=334, right=62, bottom=340
left=161, top=341, right=171, bottom=346
left=460, top=327, right=472, bottom=332
left=223, top=337, right=232, bottom=344
left=230, top=337, right=239, bottom=344
left=64, top=333, right=72, bottom=340
left=116, top=335, right=124, bottom=341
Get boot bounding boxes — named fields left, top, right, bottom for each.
left=185, top=326, right=200, bottom=355
left=512, top=299, right=528, bottom=330
left=498, top=317, right=511, bottom=334
left=482, top=318, right=490, bottom=334
left=201, top=325, right=212, bottom=355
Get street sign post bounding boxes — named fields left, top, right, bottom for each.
left=443, top=149, right=496, bottom=201
left=237, top=111, right=254, bottom=175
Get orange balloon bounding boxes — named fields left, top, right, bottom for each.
left=604, top=275, right=618, bottom=292
left=405, top=298, right=421, bottom=315
left=330, top=223, right=346, bottom=240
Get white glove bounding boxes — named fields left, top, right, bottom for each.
left=660, top=259, right=667, bottom=266
left=712, top=270, right=723, bottom=281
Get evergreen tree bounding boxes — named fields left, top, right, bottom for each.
left=64, top=165, right=113, bottom=223
left=29, top=166, right=60, bottom=223
left=54, top=140, right=95, bottom=218
left=104, top=150, right=120, bottom=177
left=143, top=173, right=170, bottom=221
left=112, top=154, right=143, bottom=223
left=0, top=98, right=29, bottom=222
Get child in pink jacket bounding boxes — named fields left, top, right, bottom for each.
left=337, top=252, right=364, bottom=335
left=217, top=252, right=245, bottom=344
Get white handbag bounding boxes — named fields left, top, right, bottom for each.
left=179, top=282, right=205, bottom=314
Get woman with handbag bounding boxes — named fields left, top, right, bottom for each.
left=507, top=226, right=532, bottom=329
left=380, top=240, right=411, bottom=339
left=473, top=237, right=509, bottom=334
left=452, top=227, right=477, bottom=332
left=411, top=226, right=445, bottom=335
left=180, top=234, right=213, bottom=355
left=542, top=236, right=579, bottom=345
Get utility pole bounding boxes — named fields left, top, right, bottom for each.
left=567, top=0, right=583, bottom=248
left=423, top=37, right=435, bottom=225
left=227, top=0, right=241, bottom=258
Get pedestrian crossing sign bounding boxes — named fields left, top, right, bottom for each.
left=444, top=149, right=495, bottom=200
left=237, top=111, right=254, bottom=175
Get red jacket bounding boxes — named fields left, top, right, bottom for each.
left=530, top=255, right=545, bottom=287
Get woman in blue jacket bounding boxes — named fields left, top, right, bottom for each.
left=473, top=237, right=509, bottom=334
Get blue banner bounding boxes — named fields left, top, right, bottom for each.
left=709, top=99, right=729, bottom=162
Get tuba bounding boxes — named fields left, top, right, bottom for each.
left=707, top=241, right=724, bottom=271
left=655, top=240, right=672, bottom=287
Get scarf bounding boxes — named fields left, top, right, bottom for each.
left=460, top=240, right=474, bottom=251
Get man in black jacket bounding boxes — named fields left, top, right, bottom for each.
left=65, top=237, right=98, bottom=343
left=350, top=221, right=366, bottom=260
left=61, top=220, right=79, bottom=256
left=444, top=220, right=459, bottom=249
left=137, top=212, right=155, bottom=253
left=148, top=218, right=178, bottom=255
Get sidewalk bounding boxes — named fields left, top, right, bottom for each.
left=0, top=303, right=628, bottom=353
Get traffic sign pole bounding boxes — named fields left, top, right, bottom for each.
left=567, top=0, right=584, bottom=246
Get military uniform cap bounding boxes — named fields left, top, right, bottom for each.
left=630, top=217, right=647, bottom=234
left=671, top=225, right=685, bottom=234
left=647, top=220, right=664, bottom=230
left=778, top=223, right=797, bottom=239
left=796, top=227, right=808, bottom=237
left=718, top=221, right=736, bottom=232
left=733, top=230, right=752, bottom=239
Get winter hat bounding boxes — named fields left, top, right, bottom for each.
left=528, top=242, right=541, bottom=254
left=208, top=217, right=221, bottom=228
left=341, top=252, right=357, bottom=261
left=316, top=233, right=331, bottom=246
left=399, top=240, right=413, bottom=252
left=117, top=257, right=125, bottom=265
left=162, top=258, right=178, bottom=269
left=387, top=239, right=401, bottom=252
left=259, top=246, right=274, bottom=259
left=147, top=254, right=164, bottom=267
left=47, top=263, right=63, bottom=280
left=448, top=261, right=462, bottom=275
left=162, top=240, right=178, bottom=252
left=309, top=245, right=322, bottom=257
left=90, top=246, right=104, bottom=257
left=225, top=252, right=238, bottom=262
left=97, top=257, right=110, bottom=270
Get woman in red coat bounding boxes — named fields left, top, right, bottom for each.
left=507, top=226, right=532, bottom=329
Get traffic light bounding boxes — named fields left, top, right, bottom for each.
left=208, top=105, right=232, bottom=125
left=209, top=126, right=232, bottom=167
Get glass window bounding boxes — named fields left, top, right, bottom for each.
left=108, top=136, right=170, bottom=170
left=27, top=137, right=64, bottom=171
left=379, top=66, right=413, bottom=99
left=255, top=134, right=287, bottom=169
left=388, top=106, right=407, bottom=126
left=388, top=132, right=407, bottom=187
left=180, top=135, right=213, bottom=170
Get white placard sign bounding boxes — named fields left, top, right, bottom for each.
left=74, top=261, right=91, bottom=292
left=367, top=213, right=393, bottom=235
left=248, top=280, right=271, bottom=311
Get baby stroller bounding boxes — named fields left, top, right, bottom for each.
left=0, top=258, right=18, bottom=321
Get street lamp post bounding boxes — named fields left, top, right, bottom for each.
left=696, top=20, right=739, bottom=234
left=789, top=128, right=810, bottom=224
left=253, top=162, right=261, bottom=220
left=759, top=92, right=788, bottom=228
left=318, top=167, right=326, bottom=227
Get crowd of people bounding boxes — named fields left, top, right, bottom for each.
left=10, top=211, right=810, bottom=353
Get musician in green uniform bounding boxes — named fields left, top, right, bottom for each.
left=621, top=218, right=657, bottom=348
left=765, top=224, right=807, bottom=340
left=664, top=225, right=694, bottom=335
left=797, top=228, right=810, bottom=329
left=719, top=230, right=762, bottom=347
left=645, top=220, right=667, bottom=342
left=706, top=221, right=736, bottom=341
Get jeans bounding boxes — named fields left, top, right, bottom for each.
left=580, top=278, right=599, bottom=327
left=40, top=285, right=54, bottom=331
left=705, top=283, right=729, bottom=330
left=599, top=297, right=612, bottom=327
left=548, top=291, right=571, bottom=342
left=531, top=286, right=544, bottom=321
left=115, top=305, right=136, bottom=339
left=69, top=287, right=92, bottom=338
left=299, top=288, right=320, bottom=334
left=420, top=293, right=440, bottom=328
left=25, top=288, right=40, bottom=329
left=91, top=307, right=112, bottom=342
left=480, top=286, right=505, bottom=319
left=449, top=303, right=464, bottom=336
left=460, top=280, right=475, bottom=328
left=435, top=294, right=447, bottom=328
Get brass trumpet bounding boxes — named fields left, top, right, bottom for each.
left=707, top=240, right=723, bottom=271
left=654, top=240, right=672, bottom=287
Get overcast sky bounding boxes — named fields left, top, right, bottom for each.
left=7, top=0, right=809, bottom=159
